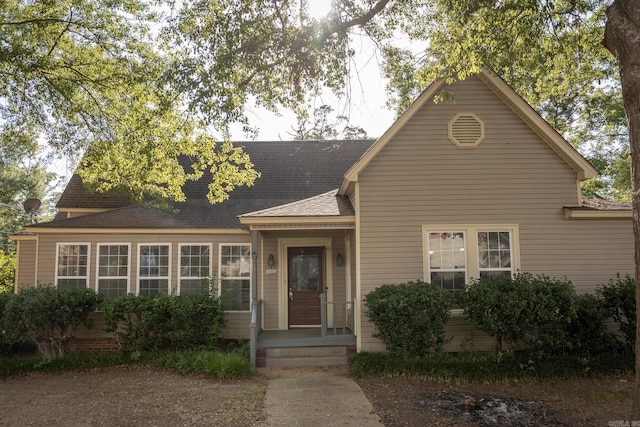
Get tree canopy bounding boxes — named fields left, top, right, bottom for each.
left=1, top=0, right=631, bottom=202
left=1, top=0, right=258, bottom=205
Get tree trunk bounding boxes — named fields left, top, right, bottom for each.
left=604, top=0, right=640, bottom=420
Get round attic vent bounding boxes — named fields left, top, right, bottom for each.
left=448, top=113, right=485, bottom=149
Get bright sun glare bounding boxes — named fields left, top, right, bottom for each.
left=308, top=0, right=332, bottom=19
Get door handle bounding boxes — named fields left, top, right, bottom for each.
left=288, top=287, right=294, bottom=302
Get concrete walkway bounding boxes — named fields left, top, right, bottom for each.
left=258, top=366, right=383, bottom=426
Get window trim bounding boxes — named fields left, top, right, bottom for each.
left=178, top=243, right=213, bottom=295
left=137, top=243, right=172, bottom=296
left=55, top=242, right=91, bottom=288
left=218, top=243, right=252, bottom=312
left=423, top=224, right=520, bottom=286
left=95, top=243, right=131, bottom=297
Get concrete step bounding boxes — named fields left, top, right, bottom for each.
left=257, top=345, right=353, bottom=368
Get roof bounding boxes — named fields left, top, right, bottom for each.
left=36, top=140, right=375, bottom=230
left=581, top=199, right=631, bottom=210
left=239, top=189, right=354, bottom=218
left=338, top=68, right=598, bottom=194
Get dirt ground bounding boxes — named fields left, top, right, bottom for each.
left=0, top=366, right=634, bottom=426
left=357, top=373, right=635, bottom=426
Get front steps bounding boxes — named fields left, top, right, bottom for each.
left=256, top=345, right=356, bottom=368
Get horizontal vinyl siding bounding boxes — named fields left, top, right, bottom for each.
left=261, top=232, right=280, bottom=330
left=16, top=240, right=37, bottom=291
left=357, top=75, right=633, bottom=352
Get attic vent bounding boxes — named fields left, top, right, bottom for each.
left=448, top=113, right=485, bottom=149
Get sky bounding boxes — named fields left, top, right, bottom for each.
left=227, top=35, right=396, bottom=141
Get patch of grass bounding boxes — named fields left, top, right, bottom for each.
left=149, top=348, right=253, bottom=379
left=0, top=347, right=253, bottom=380
left=0, top=352, right=130, bottom=378
left=349, top=350, right=634, bottom=381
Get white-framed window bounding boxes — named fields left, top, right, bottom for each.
left=426, top=231, right=467, bottom=294
left=96, top=243, right=130, bottom=298
left=138, top=244, right=171, bottom=296
left=179, top=244, right=212, bottom=295
left=219, top=243, right=251, bottom=311
left=56, top=243, right=90, bottom=288
left=424, top=225, right=520, bottom=294
left=477, top=231, right=513, bottom=280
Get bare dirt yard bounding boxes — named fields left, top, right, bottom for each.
left=0, top=366, right=634, bottom=426
left=357, top=373, right=635, bottom=426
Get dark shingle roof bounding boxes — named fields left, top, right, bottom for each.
left=40, top=140, right=375, bottom=229
left=240, top=189, right=354, bottom=218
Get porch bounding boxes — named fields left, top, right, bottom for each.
left=250, top=298, right=356, bottom=368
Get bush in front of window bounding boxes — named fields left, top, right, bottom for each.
left=596, top=273, right=636, bottom=350
left=2, top=285, right=102, bottom=357
left=103, top=292, right=225, bottom=352
left=460, top=272, right=578, bottom=355
left=364, top=280, right=453, bottom=358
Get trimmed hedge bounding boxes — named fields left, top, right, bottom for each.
left=460, top=273, right=577, bottom=355
left=364, top=280, right=452, bottom=357
left=103, top=293, right=225, bottom=352
left=2, top=285, right=102, bottom=357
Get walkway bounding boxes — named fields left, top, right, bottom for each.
left=258, top=366, right=383, bottom=426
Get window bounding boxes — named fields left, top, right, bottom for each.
left=424, top=225, right=519, bottom=294
left=477, top=231, right=512, bottom=280
left=56, top=243, right=90, bottom=288
left=427, top=232, right=467, bottom=293
left=179, top=244, right=212, bottom=295
left=219, top=244, right=251, bottom=311
left=97, top=244, right=130, bottom=298
left=138, top=244, right=170, bottom=296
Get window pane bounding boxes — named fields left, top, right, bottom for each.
left=58, top=278, right=86, bottom=288
left=139, top=279, right=168, bottom=296
left=57, top=244, right=89, bottom=288
left=430, top=272, right=466, bottom=293
left=477, top=231, right=512, bottom=278
left=180, top=279, right=210, bottom=295
left=98, top=279, right=127, bottom=298
left=220, top=279, right=250, bottom=311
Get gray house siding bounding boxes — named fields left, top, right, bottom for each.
left=355, top=75, right=633, bottom=352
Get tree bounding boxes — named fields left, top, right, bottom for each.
left=1, top=0, right=258, bottom=205
left=603, top=0, right=640, bottom=418
left=289, top=104, right=368, bottom=140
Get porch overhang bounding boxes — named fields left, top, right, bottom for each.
left=238, top=215, right=356, bottom=230
left=238, top=189, right=356, bottom=230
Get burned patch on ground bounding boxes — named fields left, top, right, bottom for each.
left=421, top=392, right=565, bottom=426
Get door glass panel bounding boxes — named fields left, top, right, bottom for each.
left=291, top=254, right=319, bottom=291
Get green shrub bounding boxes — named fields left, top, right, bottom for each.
left=103, top=293, right=225, bottom=352
left=364, top=280, right=452, bottom=358
left=461, top=273, right=577, bottom=354
left=596, top=274, right=635, bottom=348
left=3, top=285, right=102, bottom=357
left=0, top=292, right=22, bottom=354
left=0, top=250, right=15, bottom=294
left=566, top=293, right=619, bottom=356
left=349, top=350, right=634, bottom=380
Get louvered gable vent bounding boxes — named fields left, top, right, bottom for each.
left=448, top=113, right=485, bottom=149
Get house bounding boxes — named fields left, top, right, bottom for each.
left=11, top=69, right=634, bottom=366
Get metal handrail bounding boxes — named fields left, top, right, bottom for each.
left=320, top=294, right=354, bottom=337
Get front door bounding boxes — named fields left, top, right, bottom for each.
left=288, top=247, right=324, bottom=326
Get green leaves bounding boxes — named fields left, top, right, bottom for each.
left=2, top=285, right=102, bottom=357
left=364, top=280, right=453, bottom=357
